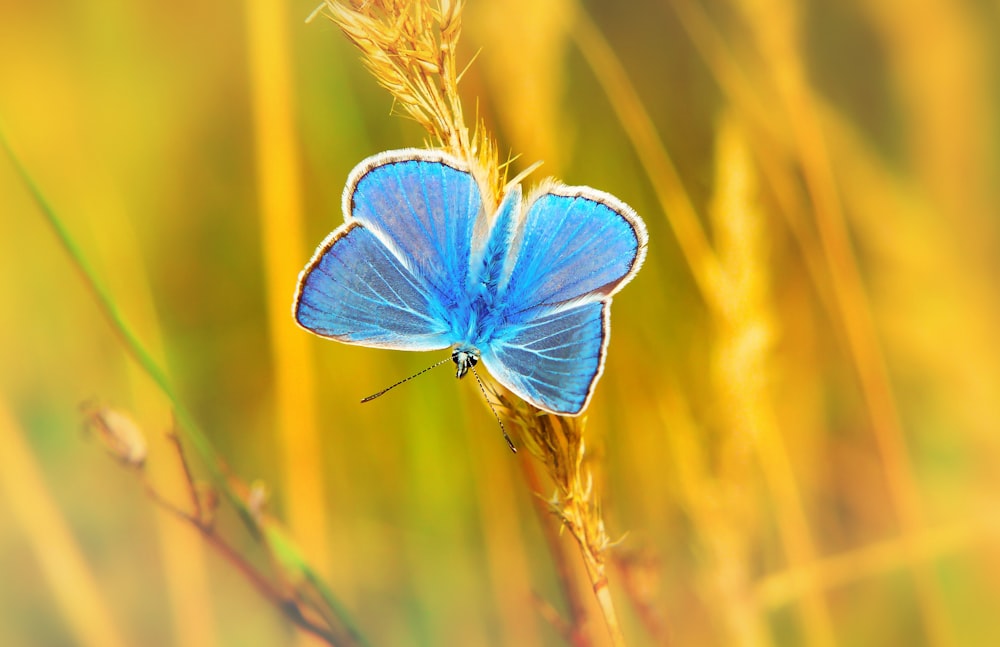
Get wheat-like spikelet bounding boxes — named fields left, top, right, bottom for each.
left=497, top=395, right=617, bottom=618
left=316, top=0, right=503, bottom=201
left=498, top=397, right=608, bottom=556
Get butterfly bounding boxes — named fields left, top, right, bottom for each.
left=293, top=148, right=647, bottom=420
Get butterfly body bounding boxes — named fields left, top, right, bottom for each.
left=294, top=149, right=647, bottom=415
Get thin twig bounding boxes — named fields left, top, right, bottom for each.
left=142, top=484, right=339, bottom=645
left=152, top=434, right=368, bottom=647
left=166, top=426, right=203, bottom=523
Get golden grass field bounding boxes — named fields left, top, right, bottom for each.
left=1, top=1, right=998, bottom=645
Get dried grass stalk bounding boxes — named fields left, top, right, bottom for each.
left=317, top=1, right=624, bottom=643
left=500, top=397, right=624, bottom=645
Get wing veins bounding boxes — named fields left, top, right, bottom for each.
left=330, top=229, right=446, bottom=320
left=314, top=255, right=404, bottom=313
left=313, top=256, right=442, bottom=326
left=395, top=167, right=450, bottom=287
left=515, top=197, right=580, bottom=295
left=312, top=272, right=438, bottom=326
left=530, top=215, right=621, bottom=302
left=364, top=242, right=438, bottom=313
left=497, top=346, right=591, bottom=369
left=507, top=317, right=597, bottom=348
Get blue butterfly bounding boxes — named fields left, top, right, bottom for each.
left=294, top=148, right=647, bottom=418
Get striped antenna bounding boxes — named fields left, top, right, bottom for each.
left=361, top=357, right=452, bottom=403
left=470, top=365, right=516, bottom=453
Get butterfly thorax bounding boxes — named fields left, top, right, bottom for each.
left=442, top=192, right=520, bottom=351
left=444, top=262, right=512, bottom=353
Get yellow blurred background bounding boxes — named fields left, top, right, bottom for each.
left=2, top=0, right=999, bottom=646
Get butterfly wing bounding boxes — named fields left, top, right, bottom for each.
left=499, top=185, right=647, bottom=310
left=295, top=149, right=487, bottom=351
left=346, top=149, right=483, bottom=309
left=482, top=185, right=647, bottom=414
left=294, top=222, right=452, bottom=350
left=481, top=302, right=608, bottom=414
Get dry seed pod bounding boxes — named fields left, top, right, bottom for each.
left=81, top=402, right=148, bottom=468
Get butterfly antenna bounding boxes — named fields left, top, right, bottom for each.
left=361, top=357, right=452, bottom=403
left=470, top=365, right=516, bottom=453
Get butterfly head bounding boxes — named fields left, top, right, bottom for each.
left=451, top=346, right=480, bottom=379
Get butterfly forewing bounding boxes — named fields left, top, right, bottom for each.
left=348, top=149, right=482, bottom=309
left=500, top=187, right=647, bottom=312
left=294, top=222, right=452, bottom=350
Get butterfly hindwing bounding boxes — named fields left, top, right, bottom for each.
left=294, top=222, right=452, bottom=351
left=481, top=302, right=608, bottom=415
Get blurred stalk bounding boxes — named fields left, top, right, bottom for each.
left=0, top=399, right=129, bottom=647
left=466, top=0, right=571, bottom=169
left=857, top=0, right=995, bottom=244
left=0, top=127, right=237, bottom=514
left=244, top=0, right=332, bottom=617
left=508, top=407, right=625, bottom=647
left=756, top=515, right=1000, bottom=610
left=657, top=388, right=772, bottom=647
left=570, top=6, right=838, bottom=643
left=708, top=114, right=835, bottom=647
left=729, top=0, right=955, bottom=643
left=569, top=7, right=788, bottom=644
left=568, top=8, right=775, bottom=643
left=821, top=101, right=1000, bottom=468
left=569, top=3, right=722, bottom=303
left=85, top=172, right=217, bottom=646
left=665, top=0, right=969, bottom=641
left=666, top=0, right=841, bottom=328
